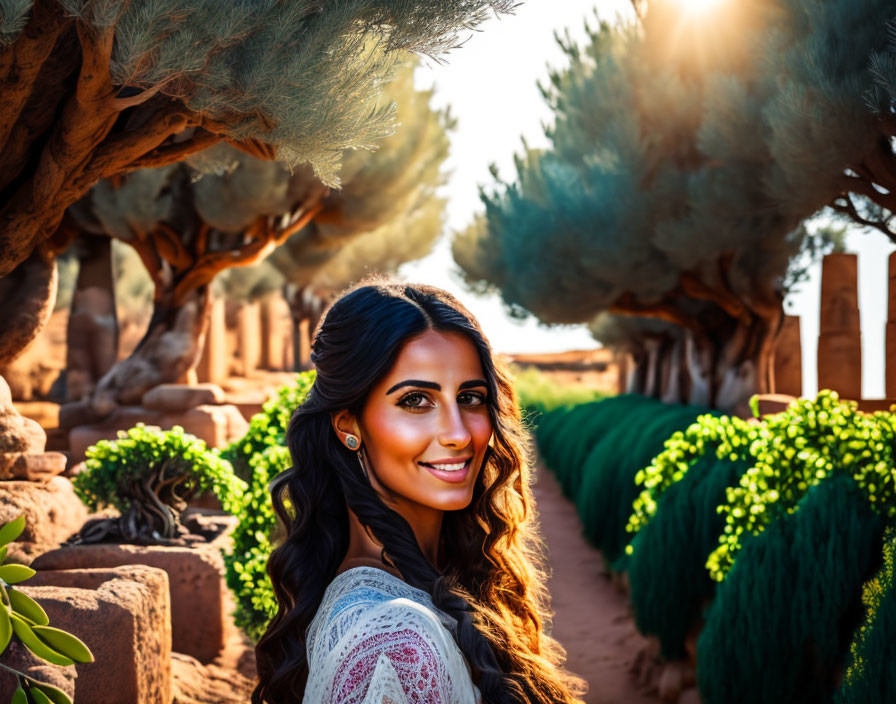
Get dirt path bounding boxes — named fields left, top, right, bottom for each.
left=532, top=464, right=658, bottom=704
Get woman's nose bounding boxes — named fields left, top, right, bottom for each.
left=438, top=403, right=472, bottom=449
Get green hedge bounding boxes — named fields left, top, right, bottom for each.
left=836, top=528, right=896, bottom=704
left=697, top=473, right=884, bottom=704
left=221, top=372, right=315, bottom=640
left=534, top=396, right=707, bottom=566
left=574, top=401, right=706, bottom=565
left=626, top=452, right=748, bottom=658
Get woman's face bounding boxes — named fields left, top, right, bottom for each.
left=345, top=329, right=494, bottom=519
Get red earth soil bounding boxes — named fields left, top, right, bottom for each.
left=532, top=463, right=659, bottom=704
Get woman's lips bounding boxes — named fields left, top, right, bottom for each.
left=418, top=458, right=472, bottom=484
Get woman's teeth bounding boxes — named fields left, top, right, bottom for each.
left=424, top=460, right=469, bottom=471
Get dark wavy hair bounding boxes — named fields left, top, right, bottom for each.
left=252, top=279, right=586, bottom=704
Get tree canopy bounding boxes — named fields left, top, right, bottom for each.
left=0, top=0, right=512, bottom=278
left=66, top=58, right=451, bottom=408
left=454, top=0, right=892, bottom=410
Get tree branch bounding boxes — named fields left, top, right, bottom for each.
left=842, top=173, right=896, bottom=211
left=679, top=269, right=747, bottom=321
left=150, top=223, right=195, bottom=272
left=609, top=291, right=703, bottom=334
left=121, top=128, right=224, bottom=173
left=0, top=0, right=70, bottom=154
left=831, top=193, right=896, bottom=244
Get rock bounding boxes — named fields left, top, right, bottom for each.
left=142, top=384, right=225, bottom=412
left=0, top=375, right=46, bottom=454
left=68, top=402, right=247, bottom=463
left=21, top=565, right=172, bottom=704
left=0, top=640, right=77, bottom=701
left=0, top=451, right=67, bottom=480
left=172, top=653, right=255, bottom=704
left=33, top=525, right=235, bottom=663
left=817, top=253, right=862, bottom=399
left=0, top=477, right=89, bottom=562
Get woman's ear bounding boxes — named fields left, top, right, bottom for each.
left=331, top=409, right=362, bottom=451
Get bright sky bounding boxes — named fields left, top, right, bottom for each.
left=399, top=1, right=894, bottom=399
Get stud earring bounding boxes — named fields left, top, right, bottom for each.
left=345, top=434, right=360, bottom=450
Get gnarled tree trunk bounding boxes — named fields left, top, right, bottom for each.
left=90, top=285, right=210, bottom=416
left=65, top=234, right=119, bottom=401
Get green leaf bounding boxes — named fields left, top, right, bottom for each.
left=0, top=602, right=12, bottom=653
left=28, top=687, right=52, bottom=704
left=0, top=564, right=35, bottom=585
left=32, top=626, right=94, bottom=663
left=11, top=687, right=27, bottom=704
left=0, top=515, right=26, bottom=548
left=10, top=614, right=73, bottom=666
left=0, top=545, right=8, bottom=564
left=33, top=682, right=73, bottom=704
left=9, top=588, right=49, bottom=626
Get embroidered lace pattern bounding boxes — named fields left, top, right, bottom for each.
left=303, top=566, right=482, bottom=704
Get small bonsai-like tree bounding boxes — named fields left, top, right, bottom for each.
left=0, top=515, right=95, bottom=704
left=72, top=424, right=245, bottom=545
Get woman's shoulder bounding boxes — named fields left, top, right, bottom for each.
left=306, top=566, right=446, bottom=653
left=304, top=566, right=480, bottom=704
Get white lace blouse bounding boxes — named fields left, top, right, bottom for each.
left=303, top=566, right=483, bottom=704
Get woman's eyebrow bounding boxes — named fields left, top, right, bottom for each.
left=459, top=379, right=488, bottom=390
left=386, top=379, right=440, bottom=394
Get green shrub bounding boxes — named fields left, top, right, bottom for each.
left=697, top=474, right=885, bottom=704
left=835, top=527, right=896, bottom=704
left=574, top=400, right=705, bottom=565
left=73, top=424, right=245, bottom=542
left=223, top=445, right=291, bottom=641
left=222, top=372, right=314, bottom=640
left=221, top=371, right=316, bottom=481
left=626, top=452, right=748, bottom=658
left=706, top=392, right=896, bottom=581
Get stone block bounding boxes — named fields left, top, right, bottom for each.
left=0, top=450, right=67, bottom=480
left=0, top=477, right=88, bottom=562
left=171, top=653, right=255, bottom=704
left=58, top=400, right=103, bottom=429
left=196, top=299, right=228, bottom=386
left=32, top=538, right=230, bottom=663
left=751, top=393, right=798, bottom=417
left=0, top=640, right=76, bottom=701
left=773, top=315, right=802, bottom=397
left=143, top=384, right=225, bottom=412
left=817, top=333, right=862, bottom=399
left=20, top=565, right=172, bottom=704
left=159, top=404, right=248, bottom=449
left=13, top=401, right=60, bottom=429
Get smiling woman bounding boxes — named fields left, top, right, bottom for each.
left=252, top=279, right=586, bottom=704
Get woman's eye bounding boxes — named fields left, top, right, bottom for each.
left=458, top=391, right=486, bottom=406
left=398, top=391, right=431, bottom=409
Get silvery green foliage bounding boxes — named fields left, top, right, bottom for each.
left=455, top=1, right=890, bottom=329
left=0, top=0, right=31, bottom=43
left=3, top=0, right=512, bottom=185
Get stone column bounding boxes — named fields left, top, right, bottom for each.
left=260, top=296, right=290, bottom=370
left=887, top=252, right=896, bottom=399
left=196, top=299, right=227, bottom=385
left=236, top=302, right=261, bottom=377
left=773, top=315, right=802, bottom=397
left=817, top=253, right=862, bottom=399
